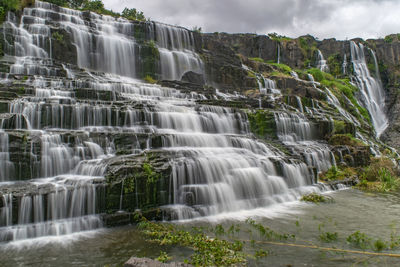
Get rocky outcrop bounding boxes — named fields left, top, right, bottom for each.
left=200, top=34, right=258, bottom=92
left=104, top=151, right=172, bottom=216
left=181, top=71, right=205, bottom=85
left=50, top=28, right=78, bottom=65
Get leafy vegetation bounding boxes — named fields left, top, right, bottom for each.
left=319, top=165, right=357, bottom=181
left=246, top=218, right=295, bottom=240
left=121, top=7, right=145, bottom=21
left=140, top=40, right=159, bottom=79
left=346, top=231, right=373, bottom=250
left=300, top=193, right=328, bottom=203
left=298, top=36, right=318, bottom=67
left=328, top=134, right=365, bottom=147
left=138, top=218, right=247, bottom=266
left=269, top=63, right=292, bottom=75
left=52, top=31, right=64, bottom=42
left=319, top=231, right=338, bottom=242
left=307, top=68, right=325, bottom=82
left=383, top=34, right=400, bottom=44
left=249, top=57, right=265, bottom=63
left=254, top=249, right=269, bottom=259
left=191, top=26, right=202, bottom=33
left=307, top=67, right=372, bottom=124
left=346, top=231, right=389, bottom=251
left=327, top=53, right=342, bottom=77
left=156, top=251, right=172, bottom=263
left=246, top=110, right=276, bottom=139
left=268, top=32, right=292, bottom=42
left=0, top=0, right=34, bottom=23
left=358, top=167, right=400, bottom=192
left=144, top=75, right=157, bottom=84
left=42, top=0, right=146, bottom=20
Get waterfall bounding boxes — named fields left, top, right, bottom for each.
left=316, top=50, right=329, bottom=72
left=277, top=43, right=281, bottom=64
left=291, top=71, right=299, bottom=79
left=274, top=112, right=335, bottom=173
left=350, top=41, right=388, bottom=137
left=154, top=23, right=204, bottom=80
left=4, top=1, right=203, bottom=80
left=257, top=75, right=280, bottom=95
left=0, top=1, right=333, bottom=241
left=342, top=54, right=347, bottom=75
left=0, top=131, right=15, bottom=181
left=325, top=88, right=360, bottom=127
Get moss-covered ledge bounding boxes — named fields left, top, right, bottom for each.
left=104, top=150, right=172, bottom=217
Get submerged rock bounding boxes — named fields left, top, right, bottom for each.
left=124, top=257, right=192, bottom=267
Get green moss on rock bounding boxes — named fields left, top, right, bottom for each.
left=246, top=110, right=277, bottom=139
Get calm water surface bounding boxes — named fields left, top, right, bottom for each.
left=2, top=189, right=400, bottom=266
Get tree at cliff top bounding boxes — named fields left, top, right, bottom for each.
left=42, top=0, right=147, bottom=21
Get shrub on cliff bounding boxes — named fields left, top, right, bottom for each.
left=0, top=0, right=34, bottom=22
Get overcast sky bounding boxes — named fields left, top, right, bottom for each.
left=103, top=0, right=400, bottom=40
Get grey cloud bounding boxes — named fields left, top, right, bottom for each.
left=103, top=0, right=400, bottom=40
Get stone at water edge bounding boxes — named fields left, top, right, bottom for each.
left=124, top=257, right=193, bottom=267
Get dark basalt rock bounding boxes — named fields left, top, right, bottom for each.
left=181, top=71, right=205, bottom=85
left=332, top=145, right=372, bottom=167
left=200, top=34, right=258, bottom=92
left=104, top=151, right=172, bottom=216
left=51, top=28, right=78, bottom=65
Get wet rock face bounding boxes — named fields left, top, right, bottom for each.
left=181, top=71, right=205, bottom=85
left=202, top=33, right=277, bottom=62
left=104, top=151, right=172, bottom=215
left=332, top=146, right=371, bottom=167
left=200, top=34, right=258, bottom=92
left=51, top=28, right=78, bottom=65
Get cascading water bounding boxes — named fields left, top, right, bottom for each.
left=274, top=112, right=336, bottom=173
left=350, top=41, right=388, bottom=137
left=153, top=22, right=204, bottom=80
left=0, top=1, right=333, bottom=242
left=316, top=50, right=329, bottom=72
left=0, top=130, right=14, bottom=181
left=257, top=75, right=280, bottom=95
left=4, top=1, right=203, bottom=81
left=342, top=54, right=347, bottom=75
left=277, top=43, right=281, bottom=64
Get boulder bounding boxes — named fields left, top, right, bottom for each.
left=181, top=71, right=205, bottom=85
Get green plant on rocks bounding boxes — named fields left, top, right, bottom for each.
left=268, top=32, right=292, bottom=42
left=246, top=110, right=276, bottom=140
left=319, top=165, right=357, bottom=181
left=249, top=57, right=265, bottom=63
left=327, top=53, right=342, bottom=77
left=300, top=193, right=328, bottom=203
left=138, top=218, right=247, bottom=266
left=357, top=157, right=400, bottom=192
left=0, top=0, right=34, bottom=23
left=144, top=75, right=157, bottom=84
left=346, top=231, right=372, bottom=250
left=52, top=31, right=64, bottom=42
left=156, top=251, right=172, bottom=263
left=319, top=231, right=338, bottom=242
left=140, top=40, right=159, bottom=79
left=298, top=36, right=318, bottom=64
left=328, top=134, right=365, bottom=147
left=246, top=218, right=294, bottom=240
left=269, top=63, right=292, bottom=75
left=254, top=249, right=269, bottom=259
left=121, top=7, right=145, bottom=21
